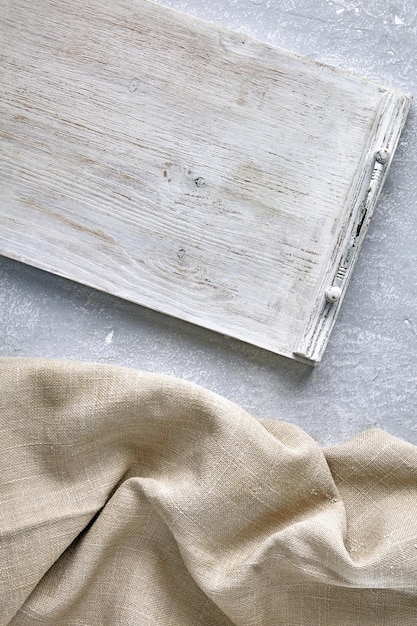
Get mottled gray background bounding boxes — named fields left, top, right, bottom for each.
left=1, top=0, right=416, bottom=445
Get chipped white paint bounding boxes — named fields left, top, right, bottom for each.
left=0, top=0, right=411, bottom=363
left=105, top=331, right=114, bottom=345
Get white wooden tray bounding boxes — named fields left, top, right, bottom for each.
left=0, top=0, right=411, bottom=363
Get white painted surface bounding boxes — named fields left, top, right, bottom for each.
left=0, top=0, right=410, bottom=362
left=0, top=0, right=416, bottom=443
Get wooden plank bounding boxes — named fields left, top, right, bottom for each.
left=0, top=0, right=411, bottom=362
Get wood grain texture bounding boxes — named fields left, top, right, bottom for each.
left=0, top=0, right=411, bottom=362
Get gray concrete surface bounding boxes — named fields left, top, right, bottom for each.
left=1, top=0, right=416, bottom=446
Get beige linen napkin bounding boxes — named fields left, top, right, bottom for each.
left=1, top=358, right=416, bottom=625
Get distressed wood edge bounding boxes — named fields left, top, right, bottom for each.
left=0, top=250, right=299, bottom=362
left=142, top=0, right=412, bottom=98
left=294, top=90, right=412, bottom=364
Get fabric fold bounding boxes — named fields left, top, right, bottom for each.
left=1, top=358, right=416, bottom=625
